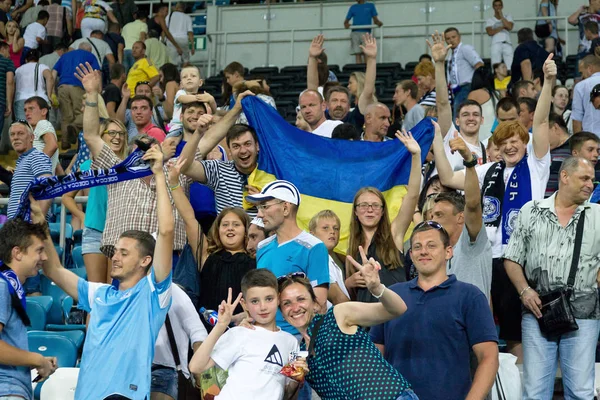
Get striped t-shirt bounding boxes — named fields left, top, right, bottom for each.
left=8, top=148, right=52, bottom=218
left=201, top=160, right=258, bottom=217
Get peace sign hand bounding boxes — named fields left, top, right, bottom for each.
left=346, top=246, right=382, bottom=294
left=216, top=288, right=243, bottom=328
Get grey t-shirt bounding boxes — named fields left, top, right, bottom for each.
left=402, top=104, right=425, bottom=132
left=446, top=224, right=492, bottom=302
left=0, top=280, right=32, bottom=399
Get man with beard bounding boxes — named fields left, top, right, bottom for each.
left=179, top=91, right=262, bottom=217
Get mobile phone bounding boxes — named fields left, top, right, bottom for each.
left=32, top=374, right=42, bottom=383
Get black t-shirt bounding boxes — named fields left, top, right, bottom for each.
left=0, top=10, right=7, bottom=40
left=103, top=32, right=125, bottom=57
left=102, top=83, right=122, bottom=107
left=510, top=40, right=549, bottom=85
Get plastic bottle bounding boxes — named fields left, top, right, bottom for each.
left=200, top=307, right=218, bottom=326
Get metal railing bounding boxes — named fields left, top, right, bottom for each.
left=0, top=196, right=89, bottom=264
left=205, top=15, right=574, bottom=76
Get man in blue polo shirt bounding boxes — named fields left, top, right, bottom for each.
left=370, top=222, right=499, bottom=400
left=247, top=180, right=329, bottom=335
left=35, top=141, right=173, bottom=400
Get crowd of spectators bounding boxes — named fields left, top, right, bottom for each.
left=0, top=0, right=599, bottom=400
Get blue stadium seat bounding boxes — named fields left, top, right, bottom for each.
left=54, top=246, right=63, bottom=260
left=40, top=274, right=69, bottom=325
left=71, top=246, right=84, bottom=269
left=26, top=296, right=53, bottom=331
left=48, top=223, right=73, bottom=245
left=28, top=331, right=78, bottom=368
left=193, top=15, right=206, bottom=35
left=46, top=296, right=86, bottom=336
left=215, top=0, right=229, bottom=5
left=73, top=230, right=83, bottom=246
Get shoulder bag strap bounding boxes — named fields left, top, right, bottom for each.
left=567, top=209, right=585, bottom=290
left=164, top=314, right=182, bottom=370
left=34, top=63, right=39, bottom=93
left=86, top=37, right=102, bottom=62
left=307, top=315, right=324, bottom=357
left=480, top=141, right=487, bottom=164
left=153, top=105, right=166, bottom=131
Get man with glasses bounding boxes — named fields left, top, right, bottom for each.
left=370, top=220, right=499, bottom=400
left=246, top=179, right=329, bottom=333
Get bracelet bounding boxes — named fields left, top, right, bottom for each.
left=169, top=183, right=180, bottom=191
left=519, top=286, right=531, bottom=298
left=371, top=284, right=386, bottom=299
left=85, top=101, right=98, bottom=107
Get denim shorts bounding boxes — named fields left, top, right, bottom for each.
left=151, top=366, right=178, bottom=398
left=82, top=227, right=103, bottom=255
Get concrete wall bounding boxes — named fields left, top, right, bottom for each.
left=205, top=0, right=578, bottom=76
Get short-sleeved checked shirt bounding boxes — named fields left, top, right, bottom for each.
left=0, top=55, right=15, bottom=109
left=92, top=144, right=188, bottom=257
left=44, top=4, right=70, bottom=37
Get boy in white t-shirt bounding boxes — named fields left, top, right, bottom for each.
left=189, top=269, right=306, bottom=400
left=22, top=10, right=48, bottom=64
left=166, top=65, right=216, bottom=137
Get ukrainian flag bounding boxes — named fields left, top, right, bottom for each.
left=242, top=96, right=434, bottom=253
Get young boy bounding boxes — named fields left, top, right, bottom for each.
left=167, top=64, right=216, bottom=137
left=22, top=10, right=49, bottom=65
left=308, top=210, right=350, bottom=308
left=189, top=269, right=304, bottom=400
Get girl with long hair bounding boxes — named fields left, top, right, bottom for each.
left=345, top=130, right=424, bottom=302
left=5, top=20, right=24, bottom=68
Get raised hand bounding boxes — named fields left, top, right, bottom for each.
left=142, top=143, right=165, bottom=175
left=29, top=194, right=46, bottom=225
left=121, top=82, right=131, bottom=99
left=74, top=62, right=102, bottom=93
left=360, top=33, right=377, bottom=60
left=152, top=85, right=162, bottom=98
left=216, top=288, right=243, bottom=328
left=233, top=90, right=255, bottom=110
left=431, top=120, right=442, bottom=137
left=347, top=246, right=382, bottom=293
left=426, top=31, right=449, bottom=63
left=448, top=131, right=472, bottom=161
left=542, top=53, right=556, bottom=80
left=308, top=34, right=325, bottom=58
left=194, top=114, right=213, bottom=135
left=395, top=129, right=421, bottom=155
left=167, top=156, right=186, bottom=187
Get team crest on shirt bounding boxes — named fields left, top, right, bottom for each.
left=505, top=208, right=520, bottom=236
left=482, top=196, right=500, bottom=223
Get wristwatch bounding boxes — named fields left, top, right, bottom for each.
left=463, top=154, right=478, bottom=168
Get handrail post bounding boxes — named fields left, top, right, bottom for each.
left=223, top=32, right=228, bottom=70
left=290, top=30, right=295, bottom=66
left=471, top=20, right=475, bottom=47
left=59, top=201, right=66, bottom=264
left=564, top=17, right=569, bottom=58
left=379, top=25, right=383, bottom=63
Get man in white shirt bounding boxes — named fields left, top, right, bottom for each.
left=70, top=30, right=116, bottom=68
left=165, top=2, right=194, bottom=67
left=151, top=285, right=207, bottom=400
left=485, top=0, right=514, bottom=67
left=22, top=10, right=48, bottom=64
left=297, top=89, right=342, bottom=138
left=24, top=96, right=59, bottom=173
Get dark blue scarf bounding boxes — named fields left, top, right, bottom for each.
left=15, top=148, right=153, bottom=222
left=0, top=262, right=30, bottom=326
left=482, top=155, right=532, bottom=245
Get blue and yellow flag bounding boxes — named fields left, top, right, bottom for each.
left=242, top=97, right=434, bottom=253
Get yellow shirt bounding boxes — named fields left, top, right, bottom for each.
left=126, top=58, right=159, bottom=98
left=494, top=76, right=510, bottom=91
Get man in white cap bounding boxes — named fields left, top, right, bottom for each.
left=246, top=180, right=330, bottom=335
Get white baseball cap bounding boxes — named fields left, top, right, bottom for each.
left=246, top=180, right=301, bottom=206
left=250, top=217, right=265, bottom=228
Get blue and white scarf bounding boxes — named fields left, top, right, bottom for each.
left=15, top=148, right=153, bottom=222
left=482, top=155, right=532, bottom=245
left=591, top=183, right=600, bottom=204
left=0, top=262, right=30, bottom=326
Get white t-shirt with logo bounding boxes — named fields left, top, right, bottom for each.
left=211, top=325, right=299, bottom=400
left=475, top=142, right=551, bottom=258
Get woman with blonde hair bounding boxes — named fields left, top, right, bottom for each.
left=167, top=158, right=255, bottom=330
left=348, top=71, right=365, bottom=106
left=62, top=117, right=128, bottom=283
left=345, top=130, right=424, bottom=303
left=5, top=20, right=24, bottom=68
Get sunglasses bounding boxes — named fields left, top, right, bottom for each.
left=413, top=220, right=450, bottom=238
left=277, top=272, right=306, bottom=286
left=135, top=81, right=151, bottom=89
left=11, top=119, right=33, bottom=130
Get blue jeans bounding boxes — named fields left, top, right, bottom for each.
left=150, top=366, right=178, bottom=398
left=452, top=83, right=471, bottom=118
left=397, top=389, right=419, bottom=400
left=522, top=313, right=600, bottom=400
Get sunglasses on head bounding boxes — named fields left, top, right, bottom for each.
left=10, top=119, right=33, bottom=130
left=276, top=272, right=307, bottom=286
left=590, top=87, right=600, bottom=102
left=414, top=220, right=448, bottom=235
left=135, top=81, right=151, bottom=89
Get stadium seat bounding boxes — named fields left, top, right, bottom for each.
left=71, top=246, right=84, bottom=269
left=46, top=296, right=87, bottom=336
left=193, top=15, right=207, bottom=35
left=250, top=66, right=279, bottom=76
left=49, top=223, right=73, bottom=245
left=328, top=64, right=341, bottom=75
left=40, top=368, right=79, bottom=400
left=280, top=65, right=307, bottom=76
left=404, top=61, right=418, bottom=73
left=215, top=0, right=230, bottom=5
left=54, top=246, right=63, bottom=260
left=342, top=63, right=366, bottom=73
left=26, top=296, right=53, bottom=331
left=72, top=230, right=83, bottom=246
left=41, top=274, right=69, bottom=325
left=28, top=331, right=78, bottom=367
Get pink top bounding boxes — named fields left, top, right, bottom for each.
left=8, top=43, right=22, bottom=68
left=140, top=123, right=166, bottom=143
